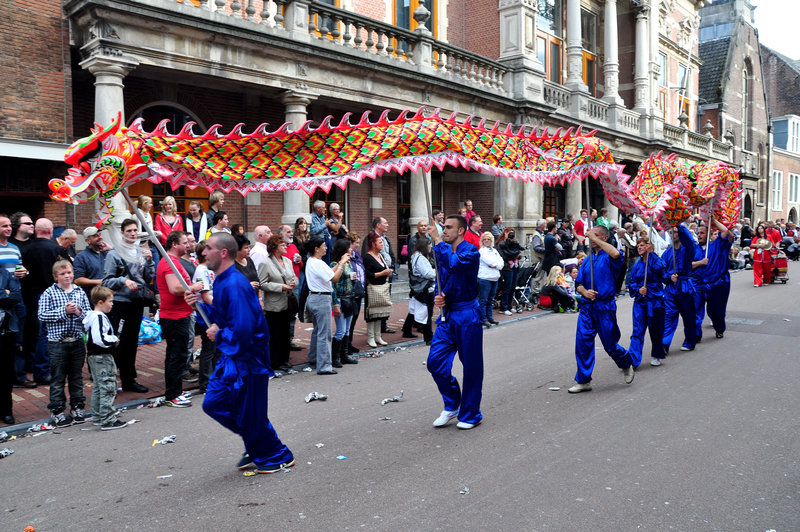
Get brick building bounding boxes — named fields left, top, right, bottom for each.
left=1, top=0, right=732, bottom=253
left=698, top=0, right=769, bottom=223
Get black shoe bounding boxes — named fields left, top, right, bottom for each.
left=317, top=370, right=338, bottom=375
left=122, top=382, right=149, bottom=393
left=341, top=354, right=359, bottom=364
left=488, top=319, right=499, bottom=325
left=383, top=328, right=397, bottom=334
left=402, top=332, right=419, bottom=338
left=349, top=344, right=360, bottom=353
left=100, top=420, right=128, bottom=431
left=35, top=378, right=51, bottom=386
left=482, top=321, right=492, bottom=328
left=255, top=458, right=296, bottom=474
left=236, top=452, right=254, bottom=470
left=715, top=332, right=724, bottom=339
left=2, top=415, right=14, bottom=425
left=13, top=379, right=37, bottom=389
left=289, top=342, right=303, bottom=351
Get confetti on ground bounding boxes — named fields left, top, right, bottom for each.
left=381, top=390, right=404, bottom=405
left=336, top=456, right=347, bottom=460
left=548, top=387, right=560, bottom=391
left=243, top=471, right=256, bottom=477
left=305, top=392, right=328, bottom=403
left=156, top=474, right=173, bottom=479
left=152, top=435, right=177, bottom=446
left=460, top=486, right=470, bottom=495
left=315, top=443, right=325, bottom=448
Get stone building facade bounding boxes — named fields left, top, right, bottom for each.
left=1, top=0, right=731, bottom=252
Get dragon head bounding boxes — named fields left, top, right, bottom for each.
left=50, top=112, right=147, bottom=225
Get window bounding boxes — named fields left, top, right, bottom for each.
left=791, top=120, right=800, bottom=153
left=537, top=33, right=562, bottom=83
left=677, top=63, right=691, bottom=127
left=582, top=52, right=596, bottom=96
left=657, top=53, right=667, bottom=118
left=772, top=170, right=783, bottom=209
left=537, top=0, right=562, bottom=37
left=789, top=173, right=800, bottom=203
left=394, top=0, right=435, bottom=34
left=543, top=185, right=566, bottom=219
left=742, top=68, right=749, bottom=150
left=580, top=9, right=596, bottom=53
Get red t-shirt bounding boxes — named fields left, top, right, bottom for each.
left=283, top=242, right=302, bottom=277
left=156, top=255, right=193, bottom=319
left=464, top=230, right=481, bottom=248
left=574, top=218, right=587, bottom=237
left=766, top=228, right=782, bottom=246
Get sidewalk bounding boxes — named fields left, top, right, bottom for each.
left=6, top=299, right=549, bottom=431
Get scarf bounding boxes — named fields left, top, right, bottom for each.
left=117, top=234, right=140, bottom=264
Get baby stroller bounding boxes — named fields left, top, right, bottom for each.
left=512, top=262, right=541, bottom=313
left=772, top=250, right=789, bottom=284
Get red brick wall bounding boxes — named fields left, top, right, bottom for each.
left=443, top=176, right=494, bottom=221
left=0, top=0, right=72, bottom=142
left=447, top=0, right=500, bottom=59
left=761, top=45, right=800, bottom=118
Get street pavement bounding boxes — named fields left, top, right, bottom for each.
left=1, top=264, right=798, bottom=530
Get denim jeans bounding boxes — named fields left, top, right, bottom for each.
left=477, top=278, right=498, bottom=322
left=500, top=269, right=518, bottom=311
left=307, top=293, right=332, bottom=372
left=160, top=316, right=192, bottom=401
left=333, top=311, right=353, bottom=341
left=87, top=354, right=118, bottom=425
left=47, top=339, right=86, bottom=413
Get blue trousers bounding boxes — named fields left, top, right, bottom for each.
left=427, top=304, right=484, bottom=425
left=705, top=281, right=730, bottom=335
left=477, top=278, right=498, bottom=322
left=574, top=304, right=632, bottom=384
left=663, top=292, right=697, bottom=352
left=500, top=269, right=517, bottom=311
left=629, top=301, right=665, bottom=367
left=203, top=356, right=294, bottom=469
left=693, top=283, right=706, bottom=341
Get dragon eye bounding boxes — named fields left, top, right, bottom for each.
left=80, top=161, right=92, bottom=173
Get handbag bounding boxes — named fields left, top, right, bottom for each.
left=366, top=282, right=392, bottom=310
left=339, top=296, right=355, bottom=317
left=287, top=292, right=299, bottom=315
left=352, top=279, right=366, bottom=299
left=121, top=259, right=157, bottom=307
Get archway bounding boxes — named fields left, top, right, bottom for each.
left=743, top=193, right=753, bottom=222
left=789, top=207, right=797, bottom=224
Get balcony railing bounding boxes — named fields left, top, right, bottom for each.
left=198, top=0, right=507, bottom=92
left=543, top=82, right=570, bottom=109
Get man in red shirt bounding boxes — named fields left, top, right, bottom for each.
left=765, top=222, right=782, bottom=247
left=156, top=230, right=203, bottom=407
left=279, top=224, right=303, bottom=351
left=464, top=215, right=483, bottom=248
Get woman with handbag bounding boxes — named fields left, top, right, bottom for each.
left=408, top=238, right=436, bottom=344
left=102, top=218, right=156, bottom=393
left=330, top=239, right=359, bottom=366
left=363, top=232, right=393, bottom=348
left=305, top=235, right=349, bottom=375
left=258, top=235, right=298, bottom=374
left=346, top=232, right=365, bottom=355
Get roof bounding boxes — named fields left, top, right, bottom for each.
left=699, top=37, right=731, bottom=104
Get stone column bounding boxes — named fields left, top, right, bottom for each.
left=566, top=180, right=583, bottom=219
left=281, top=89, right=318, bottom=226
left=498, top=0, right=546, bottom=101
left=602, top=0, right=623, bottom=105
left=80, top=52, right=139, bottom=250
left=408, top=168, right=431, bottom=227
left=565, top=0, right=587, bottom=92
left=633, top=4, right=650, bottom=113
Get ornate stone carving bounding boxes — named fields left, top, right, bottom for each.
left=296, top=62, right=308, bottom=77
left=421, top=89, right=432, bottom=103
left=88, top=20, right=120, bottom=40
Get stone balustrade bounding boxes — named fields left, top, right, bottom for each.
left=543, top=81, right=571, bottom=109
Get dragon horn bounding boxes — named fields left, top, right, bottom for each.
left=64, top=111, right=122, bottom=166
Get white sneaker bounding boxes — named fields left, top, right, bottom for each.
left=650, top=358, right=662, bottom=367
left=432, top=410, right=459, bottom=427
left=456, top=421, right=480, bottom=430
left=503, top=310, right=512, bottom=316
left=568, top=382, right=592, bottom=393
left=623, top=366, right=635, bottom=384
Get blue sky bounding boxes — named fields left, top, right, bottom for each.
left=752, top=0, right=800, bottom=59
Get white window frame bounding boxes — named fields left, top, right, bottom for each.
left=791, top=120, right=800, bottom=153
left=789, top=173, right=800, bottom=203
left=772, top=170, right=783, bottom=209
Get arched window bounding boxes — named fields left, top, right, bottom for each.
left=742, top=66, right=750, bottom=150
left=127, top=103, right=209, bottom=214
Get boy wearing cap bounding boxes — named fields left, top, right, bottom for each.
left=74, top=227, right=108, bottom=298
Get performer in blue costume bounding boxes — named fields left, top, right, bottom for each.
left=661, top=224, right=697, bottom=354
left=691, top=227, right=710, bottom=342
left=426, top=214, right=484, bottom=429
left=185, top=233, right=294, bottom=475
left=626, top=236, right=667, bottom=368
left=568, top=226, right=635, bottom=393
left=698, top=219, right=734, bottom=339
